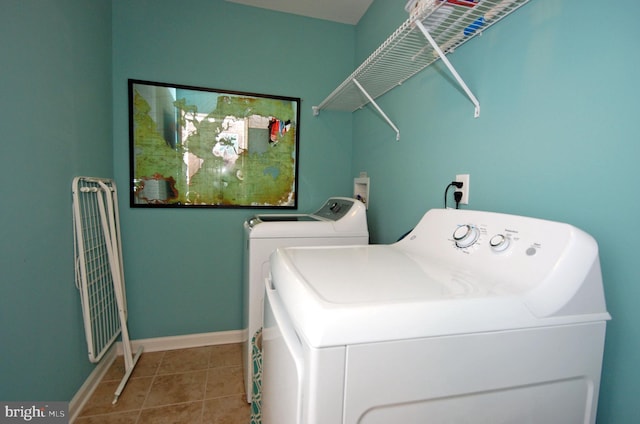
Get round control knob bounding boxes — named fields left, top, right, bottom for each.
left=329, top=202, right=341, bottom=213
left=489, top=234, right=510, bottom=252
left=453, top=224, right=480, bottom=248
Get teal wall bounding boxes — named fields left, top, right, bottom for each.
left=111, top=0, right=355, bottom=339
left=352, top=1, right=640, bottom=422
left=1, top=0, right=638, bottom=422
left=0, top=0, right=354, bottom=403
left=0, top=0, right=113, bottom=400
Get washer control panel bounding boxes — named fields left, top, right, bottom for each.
left=450, top=222, right=521, bottom=253
left=396, top=208, right=601, bottom=313
left=450, top=223, right=516, bottom=253
left=400, top=209, right=587, bottom=267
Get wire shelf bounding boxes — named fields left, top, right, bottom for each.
left=313, top=0, right=531, bottom=116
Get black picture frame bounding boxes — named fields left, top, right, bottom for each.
left=128, top=79, right=300, bottom=208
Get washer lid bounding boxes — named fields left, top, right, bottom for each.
left=280, top=245, right=483, bottom=304
left=269, top=243, right=609, bottom=348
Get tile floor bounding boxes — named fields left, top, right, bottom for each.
left=75, top=343, right=251, bottom=424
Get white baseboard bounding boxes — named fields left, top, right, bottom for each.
left=116, top=329, right=245, bottom=354
left=69, top=330, right=245, bottom=423
left=68, top=344, right=117, bottom=424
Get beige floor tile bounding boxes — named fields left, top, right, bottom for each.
left=79, top=377, right=153, bottom=416
left=137, top=401, right=204, bottom=424
left=205, top=366, right=244, bottom=399
left=74, top=410, right=140, bottom=424
left=78, top=344, right=249, bottom=424
left=202, top=395, right=250, bottom=424
left=159, top=347, right=211, bottom=374
left=103, top=351, right=164, bottom=381
left=209, top=344, right=242, bottom=368
left=143, top=370, right=207, bottom=408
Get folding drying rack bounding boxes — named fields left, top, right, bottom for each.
left=72, top=176, right=142, bottom=404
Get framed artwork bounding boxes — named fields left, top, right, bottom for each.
left=128, top=79, right=300, bottom=208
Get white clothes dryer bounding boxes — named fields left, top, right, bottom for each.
left=262, top=208, right=610, bottom=424
left=242, top=197, right=368, bottom=403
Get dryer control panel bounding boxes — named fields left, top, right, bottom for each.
left=313, top=198, right=355, bottom=221
left=244, top=197, right=368, bottom=238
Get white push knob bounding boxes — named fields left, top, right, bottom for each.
left=489, top=234, right=510, bottom=252
left=453, top=225, right=479, bottom=248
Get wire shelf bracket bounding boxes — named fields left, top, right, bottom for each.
left=415, top=19, right=480, bottom=118
left=354, top=78, right=401, bottom=141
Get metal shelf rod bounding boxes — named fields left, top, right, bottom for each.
left=352, top=78, right=401, bottom=141
left=414, top=19, right=480, bottom=118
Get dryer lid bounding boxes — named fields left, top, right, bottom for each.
left=245, top=197, right=368, bottom=239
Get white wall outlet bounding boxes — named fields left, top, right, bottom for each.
left=455, top=174, right=470, bottom=205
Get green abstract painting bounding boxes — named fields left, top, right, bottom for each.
left=128, top=80, right=300, bottom=208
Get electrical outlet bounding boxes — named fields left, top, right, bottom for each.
left=455, top=174, right=470, bottom=205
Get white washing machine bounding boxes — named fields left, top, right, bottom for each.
left=242, top=197, right=368, bottom=403
left=262, top=208, right=611, bottom=424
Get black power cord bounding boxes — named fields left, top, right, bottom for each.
left=444, top=181, right=463, bottom=209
